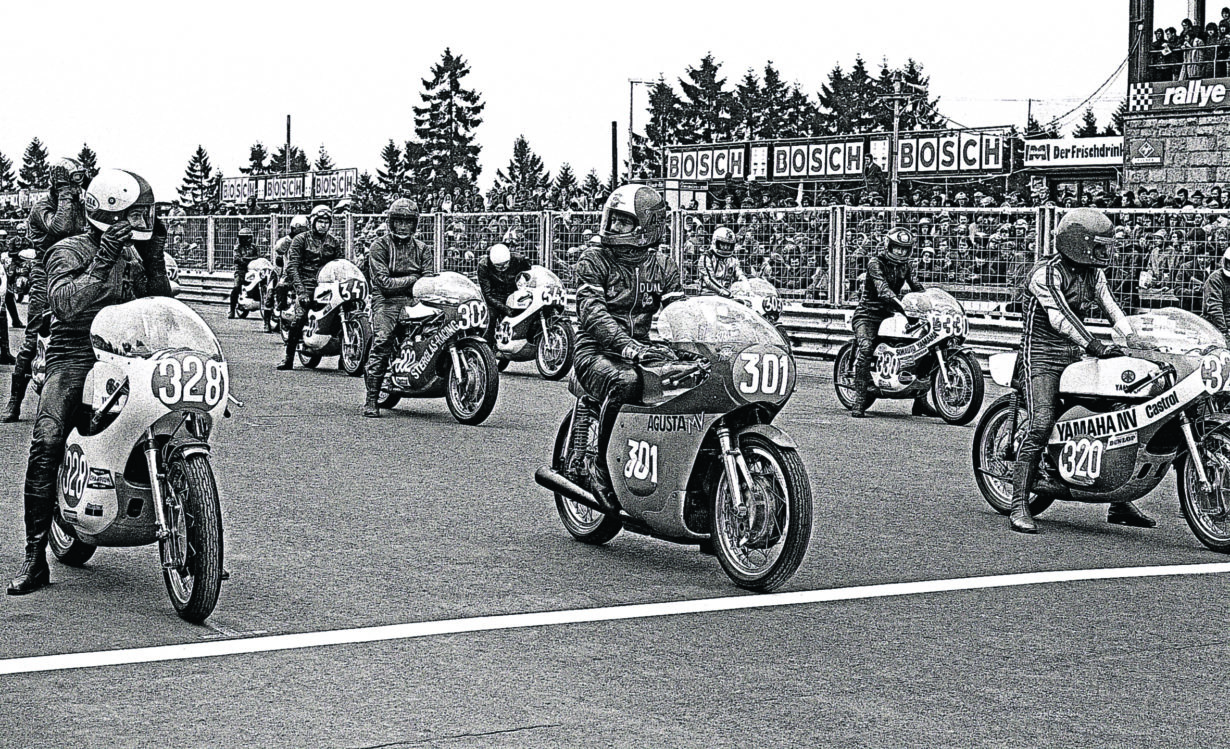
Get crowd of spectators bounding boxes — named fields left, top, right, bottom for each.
left=1148, top=9, right=1230, bottom=81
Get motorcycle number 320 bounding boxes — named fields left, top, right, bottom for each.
left=1058, top=438, right=1104, bottom=484
left=458, top=300, right=488, bottom=330
left=1200, top=351, right=1230, bottom=394
left=738, top=352, right=791, bottom=396
left=152, top=355, right=227, bottom=409
left=624, top=439, right=659, bottom=484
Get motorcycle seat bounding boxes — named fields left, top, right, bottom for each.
left=401, top=303, right=437, bottom=320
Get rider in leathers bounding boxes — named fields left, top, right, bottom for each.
left=279, top=205, right=343, bottom=370
left=4, top=158, right=89, bottom=423
left=849, top=227, right=924, bottom=418
left=8, top=168, right=171, bottom=595
left=1201, top=248, right=1230, bottom=339
left=698, top=226, right=747, bottom=297
left=363, top=199, right=434, bottom=417
left=1009, top=207, right=1154, bottom=534
left=227, top=226, right=260, bottom=319
left=477, top=242, right=532, bottom=346
left=570, top=184, right=685, bottom=512
left=270, top=215, right=309, bottom=331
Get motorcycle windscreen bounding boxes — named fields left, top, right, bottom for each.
left=517, top=265, right=563, bottom=290
left=317, top=259, right=364, bottom=284
left=163, top=253, right=180, bottom=282
left=90, top=297, right=224, bottom=361
left=1114, top=307, right=1227, bottom=355
left=657, top=297, right=783, bottom=346
left=730, top=278, right=778, bottom=299
left=900, top=287, right=963, bottom=318
left=248, top=258, right=275, bottom=274
left=414, top=271, right=482, bottom=305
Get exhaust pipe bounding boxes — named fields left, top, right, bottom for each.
left=535, top=465, right=610, bottom=514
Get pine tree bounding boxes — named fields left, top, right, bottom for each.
left=377, top=140, right=405, bottom=202
left=816, top=58, right=879, bottom=135
left=1073, top=107, right=1100, bottom=138
left=759, top=62, right=791, bottom=138
left=76, top=144, right=100, bottom=180
left=177, top=145, right=214, bottom=213
left=403, top=140, right=428, bottom=196
left=678, top=53, right=735, bottom=144
left=314, top=145, right=335, bottom=171
left=551, top=163, right=579, bottom=208
left=637, top=77, right=686, bottom=178
left=1025, top=114, right=1060, bottom=139
left=494, top=135, right=551, bottom=209
left=580, top=170, right=605, bottom=207
left=353, top=171, right=385, bottom=213
left=413, top=48, right=485, bottom=199
left=781, top=85, right=820, bottom=138
left=0, top=150, right=17, bottom=192
left=242, top=142, right=269, bottom=175
left=268, top=145, right=308, bottom=173
left=18, top=138, right=50, bottom=190
left=733, top=69, right=762, bottom=139
left=1106, top=97, right=1128, bottom=136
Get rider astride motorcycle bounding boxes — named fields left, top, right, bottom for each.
left=270, top=215, right=309, bottom=329
left=278, top=205, right=342, bottom=371
left=568, top=184, right=685, bottom=512
left=362, top=199, right=434, bottom=417
left=1008, top=207, right=1154, bottom=534
left=698, top=226, right=747, bottom=297
left=477, top=242, right=532, bottom=345
left=4, top=158, right=89, bottom=423
left=849, top=227, right=925, bottom=419
left=7, top=169, right=171, bottom=595
left=1201, top=247, right=1230, bottom=340
left=227, top=226, right=260, bottom=319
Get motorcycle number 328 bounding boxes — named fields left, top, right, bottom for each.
left=624, top=439, right=659, bottom=484
left=458, top=300, right=488, bottom=330
left=153, top=355, right=227, bottom=408
left=1058, top=438, right=1104, bottom=483
left=738, top=352, right=790, bottom=396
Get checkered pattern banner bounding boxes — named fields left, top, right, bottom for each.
left=1128, top=82, right=1154, bottom=113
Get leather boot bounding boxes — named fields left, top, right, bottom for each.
left=1009, top=461, right=1039, bottom=534
left=362, top=361, right=385, bottom=418
left=227, top=288, right=240, bottom=319
left=0, top=331, right=13, bottom=366
left=586, top=401, right=622, bottom=515
left=7, top=532, right=50, bottom=595
left=3, top=374, right=29, bottom=422
left=1108, top=501, right=1156, bottom=528
left=276, top=349, right=295, bottom=371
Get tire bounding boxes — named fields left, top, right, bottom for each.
left=774, top=323, right=792, bottom=352
left=971, top=393, right=1054, bottom=517
left=48, top=512, right=96, bottom=567
left=536, top=316, right=575, bottom=380
left=551, top=413, right=622, bottom=545
left=235, top=308, right=249, bottom=319
left=445, top=338, right=500, bottom=426
left=833, top=343, right=873, bottom=411
left=298, top=350, right=321, bottom=368
left=1178, top=430, right=1230, bottom=553
left=712, top=433, right=812, bottom=592
left=340, top=315, right=371, bottom=377
left=162, top=454, right=224, bottom=624
left=932, top=350, right=985, bottom=426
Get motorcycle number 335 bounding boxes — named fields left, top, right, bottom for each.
left=151, top=353, right=228, bottom=409
left=738, top=351, right=791, bottom=397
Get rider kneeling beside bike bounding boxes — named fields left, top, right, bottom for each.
left=477, top=242, right=531, bottom=346
left=569, top=185, right=685, bottom=513
left=1008, top=207, right=1154, bottom=534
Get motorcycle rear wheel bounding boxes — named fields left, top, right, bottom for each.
left=932, top=350, right=985, bottom=426
left=49, top=512, right=96, bottom=567
left=552, top=414, right=622, bottom=544
left=833, top=343, right=873, bottom=411
left=340, top=316, right=372, bottom=377
left=446, top=339, right=499, bottom=425
left=536, top=316, right=575, bottom=381
left=162, top=454, right=224, bottom=624
left=712, top=433, right=812, bottom=592
left=972, top=393, right=1054, bottom=517
left=1178, top=431, right=1230, bottom=553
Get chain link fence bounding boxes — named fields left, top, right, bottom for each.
left=439, top=212, right=542, bottom=278
left=547, top=211, right=602, bottom=290
left=163, top=216, right=209, bottom=271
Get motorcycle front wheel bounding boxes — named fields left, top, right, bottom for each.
left=552, top=413, right=622, bottom=544
left=932, top=350, right=985, bottom=426
left=1178, top=430, right=1230, bottom=553
left=339, top=315, right=372, bottom=377
left=712, top=432, right=812, bottom=592
left=162, top=454, right=224, bottom=623
left=833, top=343, right=873, bottom=411
left=536, top=316, right=575, bottom=381
left=972, top=393, right=1054, bottom=517
left=49, top=511, right=96, bottom=567
left=445, top=338, right=500, bottom=425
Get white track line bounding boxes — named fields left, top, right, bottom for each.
left=3, top=562, right=1228, bottom=676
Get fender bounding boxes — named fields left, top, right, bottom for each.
left=1194, top=412, right=1230, bottom=441
left=735, top=423, right=797, bottom=450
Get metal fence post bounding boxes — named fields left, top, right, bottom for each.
left=345, top=213, right=355, bottom=260
left=206, top=216, right=216, bottom=273
left=433, top=213, right=445, bottom=272
left=268, top=215, right=278, bottom=261
left=541, top=212, right=553, bottom=269
left=830, top=206, right=845, bottom=305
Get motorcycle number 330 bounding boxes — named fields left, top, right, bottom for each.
left=151, top=353, right=228, bottom=409
left=738, top=351, right=791, bottom=397
left=1058, top=437, right=1104, bottom=484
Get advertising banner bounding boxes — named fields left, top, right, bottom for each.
left=769, top=138, right=863, bottom=178
left=1128, top=76, right=1230, bottom=114
left=221, top=177, right=257, bottom=204
left=872, top=128, right=1008, bottom=175
left=1023, top=137, right=1124, bottom=167
left=312, top=168, right=358, bottom=200
left=667, top=147, right=745, bottom=182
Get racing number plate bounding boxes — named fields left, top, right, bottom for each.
left=734, top=344, right=794, bottom=403
left=339, top=278, right=367, bottom=302
left=1200, top=350, right=1230, bottom=394
left=151, top=352, right=228, bottom=411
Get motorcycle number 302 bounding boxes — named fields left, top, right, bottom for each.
left=458, top=300, right=488, bottom=330
left=1058, top=437, right=1104, bottom=483
left=151, top=354, right=228, bottom=409
left=625, top=439, right=659, bottom=484
left=738, top=351, right=791, bottom=396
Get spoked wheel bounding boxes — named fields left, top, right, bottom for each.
left=932, top=350, right=985, bottom=425
left=162, top=455, right=224, bottom=623
left=712, top=433, right=812, bottom=592
left=972, top=393, right=1054, bottom=517
left=48, top=512, right=96, bottom=567
left=536, top=316, right=575, bottom=380
left=833, top=343, right=872, bottom=411
left=551, top=414, right=621, bottom=544
left=339, top=315, right=372, bottom=377
left=445, top=338, right=500, bottom=425
left=1178, top=431, right=1230, bottom=553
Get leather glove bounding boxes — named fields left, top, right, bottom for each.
left=95, top=221, right=133, bottom=270
left=1086, top=339, right=1125, bottom=359
left=135, top=218, right=169, bottom=258
left=635, top=344, right=680, bottom=365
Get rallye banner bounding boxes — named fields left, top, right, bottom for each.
left=1128, top=76, right=1230, bottom=114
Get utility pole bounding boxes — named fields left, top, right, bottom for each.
left=876, top=75, right=928, bottom=210
left=285, top=115, right=292, bottom=176
left=627, top=79, right=653, bottom=184
left=610, top=121, right=618, bottom=190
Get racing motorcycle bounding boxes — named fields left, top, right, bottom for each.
left=535, top=294, right=814, bottom=592
left=165, top=252, right=181, bottom=297
left=972, top=308, right=1230, bottom=553
left=10, top=247, right=35, bottom=302
left=279, top=259, right=372, bottom=377
left=834, top=288, right=984, bottom=425
left=731, top=277, right=790, bottom=350
left=493, top=265, right=575, bottom=380
left=235, top=257, right=278, bottom=325
left=376, top=271, right=500, bottom=425
left=47, top=296, right=233, bottom=622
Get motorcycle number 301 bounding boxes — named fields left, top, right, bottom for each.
left=152, top=355, right=227, bottom=408
left=738, top=352, right=791, bottom=396
left=625, top=439, right=659, bottom=484
left=1058, top=437, right=1104, bottom=483
left=458, top=300, right=488, bottom=330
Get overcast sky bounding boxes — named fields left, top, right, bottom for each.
left=0, top=0, right=1189, bottom=200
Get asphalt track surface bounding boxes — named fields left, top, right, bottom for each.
left=2, top=307, right=1229, bottom=748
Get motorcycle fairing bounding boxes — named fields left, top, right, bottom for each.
left=1058, top=357, right=1164, bottom=399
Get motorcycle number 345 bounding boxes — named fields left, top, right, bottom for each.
left=151, top=354, right=228, bottom=409
left=738, top=351, right=791, bottom=397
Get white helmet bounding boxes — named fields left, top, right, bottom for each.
left=489, top=243, right=511, bottom=270
left=85, top=168, right=156, bottom=241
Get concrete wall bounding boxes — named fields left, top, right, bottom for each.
left=1124, top=110, right=1230, bottom=193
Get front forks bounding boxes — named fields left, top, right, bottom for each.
left=142, top=428, right=181, bottom=569
left=716, top=421, right=757, bottom=534
left=1179, top=412, right=1221, bottom=514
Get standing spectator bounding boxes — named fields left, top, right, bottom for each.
left=1150, top=28, right=1169, bottom=80
left=862, top=154, right=887, bottom=201
left=1164, top=27, right=1183, bottom=79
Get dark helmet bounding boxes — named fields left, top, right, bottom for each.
left=387, top=198, right=419, bottom=240
left=884, top=226, right=916, bottom=262
left=599, top=184, right=668, bottom=263
left=50, top=157, right=86, bottom=189
left=1055, top=207, right=1115, bottom=267
left=711, top=226, right=736, bottom=258
left=309, top=204, right=333, bottom=235
left=237, top=226, right=254, bottom=243
left=289, top=215, right=310, bottom=236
